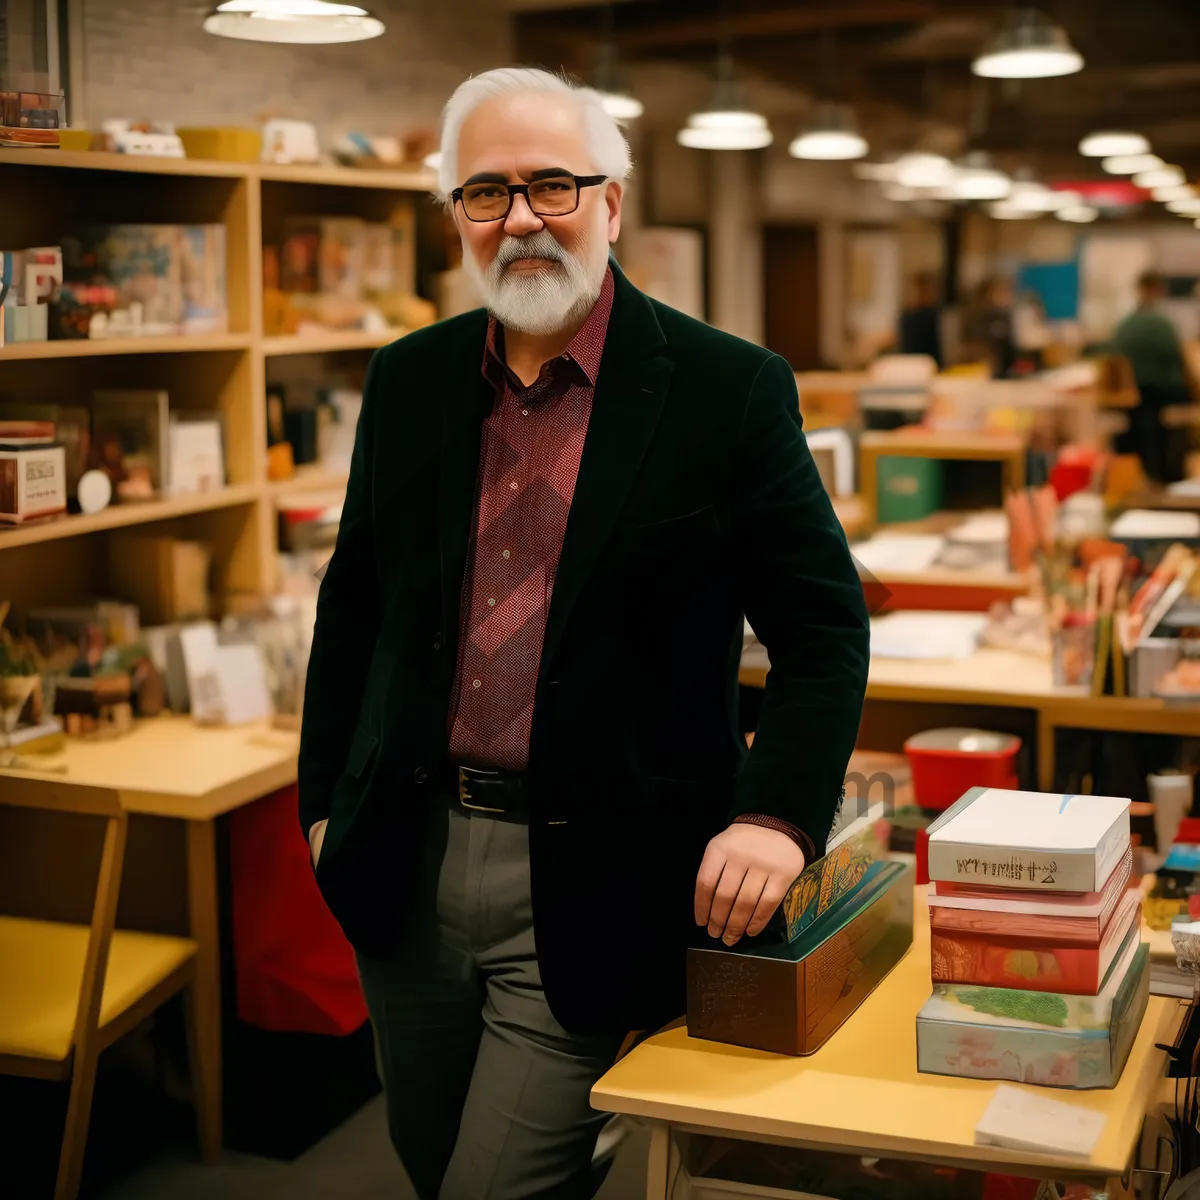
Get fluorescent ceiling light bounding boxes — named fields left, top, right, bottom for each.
left=1057, top=203, right=1098, bottom=223
left=1153, top=185, right=1195, bottom=203
left=1166, top=198, right=1200, bottom=216
left=972, top=7, right=1083, bottom=79
left=1134, top=165, right=1186, bottom=189
left=677, top=124, right=772, bottom=150
left=788, top=102, right=867, bottom=161
left=689, top=109, right=768, bottom=132
left=893, top=152, right=954, bottom=189
left=1102, top=153, right=1163, bottom=175
left=598, top=91, right=644, bottom=122
left=950, top=158, right=1011, bottom=200
left=1079, top=131, right=1149, bottom=158
left=204, top=0, right=384, bottom=43
left=990, top=201, right=1038, bottom=219
left=1010, top=184, right=1081, bottom=212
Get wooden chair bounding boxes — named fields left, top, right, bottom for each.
left=0, top=774, right=216, bottom=1199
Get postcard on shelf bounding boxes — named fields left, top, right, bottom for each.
left=930, top=890, right=1140, bottom=995
left=926, top=787, right=1131, bottom=893
left=974, top=1085, right=1107, bottom=1157
left=929, top=847, right=1132, bottom=946
left=91, top=390, right=170, bottom=499
left=0, top=444, right=67, bottom=524
left=918, top=934, right=1148, bottom=1089
left=168, top=414, right=225, bottom=495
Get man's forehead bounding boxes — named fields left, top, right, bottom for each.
left=457, top=92, right=591, bottom=174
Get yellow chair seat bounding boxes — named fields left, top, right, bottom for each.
left=0, top=916, right=196, bottom=1062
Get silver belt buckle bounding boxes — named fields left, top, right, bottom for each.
left=458, top=766, right=504, bottom=813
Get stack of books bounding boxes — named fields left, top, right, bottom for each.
left=917, top=787, right=1149, bottom=1089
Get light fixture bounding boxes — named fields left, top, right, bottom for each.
left=972, top=7, right=1083, bottom=79
left=678, top=56, right=772, bottom=150
left=592, top=35, right=643, bottom=123
left=882, top=183, right=917, bottom=202
left=1057, top=203, right=1098, bottom=223
left=203, top=0, right=384, bottom=43
left=1079, top=131, right=1149, bottom=158
left=1102, top=153, right=1163, bottom=175
left=892, top=152, right=955, bottom=189
left=1154, top=185, right=1195, bottom=203
left=949, top=152, right=1010, bottom=200
left=788, top=102, right=867, bottom=160
left=1009, top=183, right=1081, bottom=212
left=990, top=200, right=1038, bottom=219
left=854, top=161, right=895, bottom=181
left=1167, top=198, right=1200, bottom=216
left=423, top=151, right=442, bottom=171
left=1133, top=165, right=1186, bottom=189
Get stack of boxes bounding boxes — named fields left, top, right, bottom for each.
left=916, top=786, right=1149, bottom=1089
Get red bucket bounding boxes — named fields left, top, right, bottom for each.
left=904, top=727, right=1022, bottom=811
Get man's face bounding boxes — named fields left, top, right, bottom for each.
left=453, top=91, right=622, bottom=335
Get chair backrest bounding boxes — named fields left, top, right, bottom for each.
left=0, top=773, right=127, bottom=1058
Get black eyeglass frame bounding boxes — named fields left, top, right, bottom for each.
left=451, top=173, right=608, bottom=222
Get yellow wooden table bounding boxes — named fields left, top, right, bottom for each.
left=0, top=715, right=299, bottom=1154
left=592, top=888, right=1180, bottom=1197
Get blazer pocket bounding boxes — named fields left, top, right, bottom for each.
left=622, top=504, right=718, bottom=541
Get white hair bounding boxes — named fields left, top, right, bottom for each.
left=437, top=66, right=632, bottom=201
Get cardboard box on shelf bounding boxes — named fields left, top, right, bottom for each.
left=0, top=444, right=67, bottom=524
left=108, top=533, right=212, bottom=626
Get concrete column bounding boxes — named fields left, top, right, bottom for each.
left=708, top=150, right=763, bottom=345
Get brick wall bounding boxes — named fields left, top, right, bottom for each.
left=75, top=0, right=513, bottom=142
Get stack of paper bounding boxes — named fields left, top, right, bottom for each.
left=869, top=611, right=988, bottom=660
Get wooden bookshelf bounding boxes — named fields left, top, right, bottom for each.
left=0, top=149, right=429, bottom=614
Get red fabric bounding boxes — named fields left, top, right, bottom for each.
left=229, top=784, right=368, bottom=1036
left=448, top=267, right=614, bottom=770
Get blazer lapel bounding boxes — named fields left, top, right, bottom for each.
left=439, top=309, right=493, bottom=650
left=540, top=265, right=674, bottom=683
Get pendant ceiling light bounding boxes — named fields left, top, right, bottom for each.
left=204, top=0, right=384, bottom=43
left=593, top=12, right=643, bottom=124
left=789, top=102, right=867, bottom=160
left=1079, top=131, right=1149, bottom=158
left=892, top=152, right=955, bottom=189
left=678, top=55, right=772, bottom=150
left=972, top=7, right=1083, bottom=80
left=949, top=152, right=1010, bottom=200
left=1009, top=183, right=1081, bottom=212
left=989, top=200, right=1038, bottom=219
left=1057, top=203, right=1098, bottom=223
left=1102, top=153, right=1162, bottom=175
left=1167, top=198, right=1200, bottom=217
left=1154, top=185, right=1195, bottom=203
left=1134, top=164, right=1186, bottom=189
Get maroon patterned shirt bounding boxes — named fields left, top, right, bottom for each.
left=448, top=268, right=615, bottom=770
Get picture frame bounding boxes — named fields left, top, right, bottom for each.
left=90, top=389, right=170, bottom=500
left=168, top=412, right=225, bottom=495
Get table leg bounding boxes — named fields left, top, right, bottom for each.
left=646, top=1123, right=672, bottom=1200
left=186, top=818, right=223, bottom=1162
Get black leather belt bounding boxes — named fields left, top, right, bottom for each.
left=452, top=765, right=531, bottom=817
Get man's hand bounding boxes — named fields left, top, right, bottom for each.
left=309, top=818, right=328, bottom=867
left=694, top=824, right=805, bottom=946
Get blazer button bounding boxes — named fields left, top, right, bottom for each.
left=433, top=632, right=443, bottom=651
left=414, top=767, right=428, bottom=784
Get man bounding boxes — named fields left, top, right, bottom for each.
left=1111, top=271, right=1191, bottom=485
left=897, top=270, right=943, bottom=367
left=299, top=67, right=868, bottom=1199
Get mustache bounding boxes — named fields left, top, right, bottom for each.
left=491, top=232, right=569, bottom=273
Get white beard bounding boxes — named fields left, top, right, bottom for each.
left=461, top=229, right=608, bottom=336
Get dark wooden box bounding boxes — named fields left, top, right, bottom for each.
left=687, top=860, right=914, bottom=1056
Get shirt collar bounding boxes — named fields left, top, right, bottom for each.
left=482, top=265, right=615, bottom=391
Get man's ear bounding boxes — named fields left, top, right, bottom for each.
left=605, top=180, right=623, bottom=244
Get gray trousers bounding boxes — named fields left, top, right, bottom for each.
left=356, top=797, right=625, bottom=1200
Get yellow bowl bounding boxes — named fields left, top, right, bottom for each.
left=177, top=127, right=263, bottom=163
left=57, top=129, right=94, bottom=151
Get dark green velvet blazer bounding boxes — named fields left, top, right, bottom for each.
left=299, top=260, right=869, bottom=1034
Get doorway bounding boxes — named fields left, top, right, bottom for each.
left=763, top=224, right=821, bottom=369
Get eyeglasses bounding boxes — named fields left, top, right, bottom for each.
left=452, top=173, right=606, bottom=223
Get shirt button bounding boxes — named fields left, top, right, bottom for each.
left=522, top=409, right=529, bottom=416
left=433, top=632, right=443, bottom=650
left=414, top=767, right=428, bottom=784
left=503, top=550, right=510, bottom=559
left=487, top=598, right=496, bottom=607
left=509, top=480, right=518, bottom=490
left=473, top=679, right=481, bottom=688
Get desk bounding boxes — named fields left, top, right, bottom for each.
left=593, top=888, right=1179, bottom=1197
left=740, top=645, right=1200, bottom=790
left=0, top=716, right=299, bottom=1155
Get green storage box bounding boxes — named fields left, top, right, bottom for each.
left=876, top=455, right=943, bottom=524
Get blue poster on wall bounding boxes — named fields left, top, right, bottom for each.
left=1017, top=260, right=1080, bottom=320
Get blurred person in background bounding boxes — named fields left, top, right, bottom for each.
left=1111, top=271, right=1190, bottom=485
left=897, top=270, right=943, bottom=367
left=962, top=277, right=1017, bottom=377
left=1013, top=290, right=1050, bottom=374
left=298, top=66, right=869, bottom=1200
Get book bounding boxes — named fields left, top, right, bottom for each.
left=926, top=787, right=1131, bottom=893
left=688, top=860, right=914, bottom=1055
left=930, top=890, right=1141, bottom=995
left=919, top=937, right=1148, bottom=1089
left=0, top=419, right=55, bottom=445
left=928, top=846, right=1132, bottom=946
